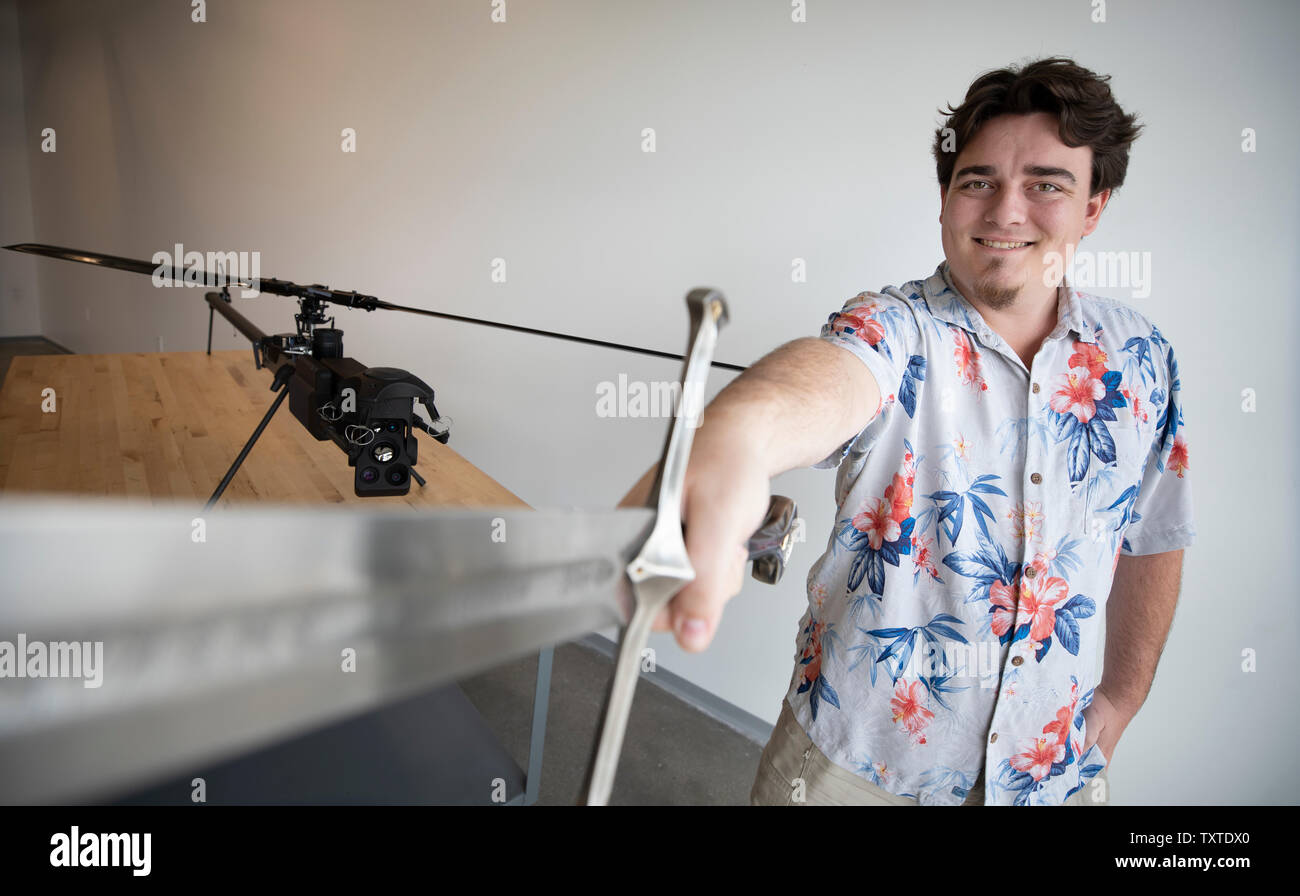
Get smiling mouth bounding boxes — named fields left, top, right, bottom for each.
left=974, top=238, right=1034, bottom=250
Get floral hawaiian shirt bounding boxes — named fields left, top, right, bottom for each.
left=785, top=261, right=1194, bottom=806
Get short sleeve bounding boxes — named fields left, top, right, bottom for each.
left=1120, top=342, right=1195, bottom=555
left=812, top=290, right=921, bottom=470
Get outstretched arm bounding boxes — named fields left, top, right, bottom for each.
left=616, top=337, right=881, bottom=651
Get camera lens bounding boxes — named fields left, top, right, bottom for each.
left=387, top=466, right=409, bottom=485
left=372, top=443, right=396, bottom=463
left=385, top=421, right=400, bottom=433
left=360, top=466, right=379, bottom=483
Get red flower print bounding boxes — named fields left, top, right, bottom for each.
left=1042, top=680, right=1079, bottom=748
left=832, top=305, right=885, bottom=346
left=1011, top=737, right=1066, bottom=781
left=1168, top=433, right=1189, bottom=478
left=1050, top=365, right=1106, bottom=423
left=911, top=534, right=941, bottom=582
left=800, top=621, right=824, bottom=687
left=891, top=679, right=935, bottom=744
left=1068, top=342, right=1110, bottom=381
left=1123, top=388, right=1148, bottom=425
left=852, top=497, right=900, bottom=550
left=989, top=575, right=1019, bottom=638
left=884, top=472, right=913, bottom=524
left=951, top=326, right=988, bottom=392
left=1016, top=571, right=1070, bottom=643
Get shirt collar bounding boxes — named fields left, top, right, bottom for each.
left=921, top=261, right=1095, bottom=345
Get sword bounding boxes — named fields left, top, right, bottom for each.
left=0, top=290, right=798, bottom=805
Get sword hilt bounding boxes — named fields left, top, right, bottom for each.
left=586, top=289, right=803, bottom=806
left=746, top=495, right=799, bottom=584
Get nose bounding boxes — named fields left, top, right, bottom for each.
left=984, top=186, right=1028, bottom=230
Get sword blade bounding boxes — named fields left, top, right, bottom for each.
left=0, top=497, right=653, bottom=803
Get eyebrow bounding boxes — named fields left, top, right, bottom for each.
left=954, top=164, right=1078, bottom=184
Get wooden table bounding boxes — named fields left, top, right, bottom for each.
left=0, top=349, right=552, bottom=805
left=0, top=349, right=528, bottom=509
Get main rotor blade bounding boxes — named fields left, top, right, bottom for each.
left=0, top=497, right=653, bottom=804
left=6, top=243, right=748, bottom=371
left=5, top=242, right=253, bottom=288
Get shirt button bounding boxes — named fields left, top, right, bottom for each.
left=1032, top=382, right=1040, bottom=393
left=1030, top=472, right=1042, bottom=484
left=1011, top=656, right=1024, bottom=666
left=1025, top=566, right=1037, bottom=579
left=989, top=733, right=998, bottom=743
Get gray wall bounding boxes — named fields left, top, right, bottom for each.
left=0, top=0, right=39, bottom=335
left=3, top=0, right=1296, bottom=805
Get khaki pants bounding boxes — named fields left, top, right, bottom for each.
left=750, top=700, right=1109, bottom=806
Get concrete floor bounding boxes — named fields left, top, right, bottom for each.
left=459, top=639, right=767, bottom=806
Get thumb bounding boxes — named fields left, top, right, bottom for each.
left=665, top=492, right=766, bottom=652
left=1082, top=705, right=1101, bottom=754
left=668, top=534, right=749, bottom=652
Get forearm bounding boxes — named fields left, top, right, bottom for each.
left=1098, top=549, right=1185, bottom=716
left=619, top=338, right=879, bottom=507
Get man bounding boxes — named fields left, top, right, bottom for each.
left=619, top=58, right=1193, bottom=806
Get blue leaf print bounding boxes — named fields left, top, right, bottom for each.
left=1054, top=610, right=1081, bottom=655
left=899, top=354, right=927, bottom=418
left=866, top=550, right=885, bottom=596
left=1088, top=415, right=1117, bottom=464
left=943, top=551, right=995, bottom=580
left=1066, top=423, right=1089, bottom=481
left=967, top=493, right=997, bottom=541
left=1061, top=594, right=1096, bottom=618
left=920, top=674, right=970, bottom=712
left=814, top=676, right=841, bottom=716
left=1122, top=334, right=1157, bottom=386
left=1102, top=481, right=1144, bottom=530
left=847, top=545, right=873, bottom=594
left=942, top=528, right=1020, bottom=605
left=968, top=474, right=1007, bottom=496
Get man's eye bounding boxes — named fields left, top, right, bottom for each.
left=963, top=181, right=991, bottom=190
left=1033, top=183, right=1062, bottom=192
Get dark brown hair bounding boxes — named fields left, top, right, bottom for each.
left=933, top=57, right=1143, bottom=196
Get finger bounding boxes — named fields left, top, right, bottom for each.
left=669, top=536, right=750, bottom=652
left=666, top=475, right=770, bottom=651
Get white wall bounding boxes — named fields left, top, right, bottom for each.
left=6, top=0, right=1297, bottom=804
left=0, top=0, right=40, bottom=335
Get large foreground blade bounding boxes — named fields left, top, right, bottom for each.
left=0, top=498, right=653, bottom=803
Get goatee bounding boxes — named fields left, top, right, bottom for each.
left=972, top=260, right=1021, bottom=310
left=973, top=280, right=1020, bottom=310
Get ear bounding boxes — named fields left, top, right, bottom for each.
left=1080, top=188, right=1111, bottom=238
left=939, top=184, right=948, bottom=223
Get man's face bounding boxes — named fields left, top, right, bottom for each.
left=939, top=111, right=1109, bottom=312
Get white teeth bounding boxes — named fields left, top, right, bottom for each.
left=977, top=239, right=1031, bottom=249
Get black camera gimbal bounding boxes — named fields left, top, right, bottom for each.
left=204, top=287, right=450, bottom=505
